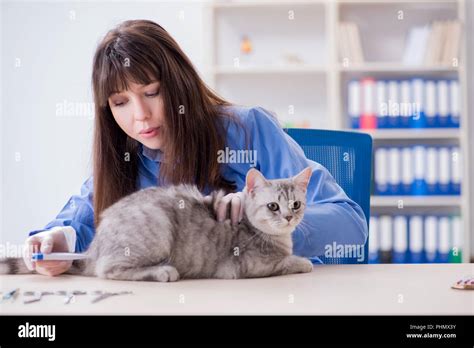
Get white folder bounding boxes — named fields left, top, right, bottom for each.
left=438, top=80, right=449, bottom=125
left=424, top=216, right=438, bottom=262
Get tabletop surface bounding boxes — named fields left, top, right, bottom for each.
left=1, top=263, right=473, bottom=315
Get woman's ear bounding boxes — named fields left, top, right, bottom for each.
left=245, top=168, right=268, bottom=194
left=293, top=167, right=312, bottom=192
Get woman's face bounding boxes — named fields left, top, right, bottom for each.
left=108, top=81, right=165, bottom=150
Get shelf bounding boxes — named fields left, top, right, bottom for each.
left=371, top=195, right=461, bottom=207
left=212, top=0, right=457, bottom=5
left=353, top=129, right=461, bottom=140
left=213, top=2, right=327, bottom=71
left=338, top=0, right=458, bottom=4
left=339, top=63, right=458, bottom=73
left=214, top=65, right=328, bottom=75
left=212, top=1, right=327, bottom=9
left=215, top=64, right=459, bottom=74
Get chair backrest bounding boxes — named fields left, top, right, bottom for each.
left=284, top=128, right=372, bottom=264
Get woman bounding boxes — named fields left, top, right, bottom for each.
left=24, top=20, right=367, bottom=276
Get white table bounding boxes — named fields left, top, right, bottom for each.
left=1, top=264, right=473, bottom=315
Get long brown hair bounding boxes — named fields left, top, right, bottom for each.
left=92, top=19, right=240, bottom=227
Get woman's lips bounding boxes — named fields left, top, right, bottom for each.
left=140, top=127, right=160, bottom=138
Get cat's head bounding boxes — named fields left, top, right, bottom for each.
left=243, top=167, right=312, bottom=236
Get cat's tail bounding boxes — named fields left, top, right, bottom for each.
left=65, top=259, right=90, bottom=276
left=0, top=258, right=34, bottom=275
left=0, top=257, right=91, bottom=276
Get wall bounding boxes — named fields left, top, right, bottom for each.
left=1, top=0, right=207, bottom=246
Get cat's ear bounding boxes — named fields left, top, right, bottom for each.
left=292, top=166, right=312, bottom=192
left=245, top=168, right=268, bottom=193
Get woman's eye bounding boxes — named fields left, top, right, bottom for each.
left=145, top=90, right=159, bottom=97
left=267, top=203, right=279, bottom=212
left=111, top=100, right=126, bottom=107
left=292, top=201, right=301, bottom=210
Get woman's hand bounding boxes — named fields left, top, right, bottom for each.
left=23, top=227, right=73, bottom=276
left=205, top=192, right=245, bottom=225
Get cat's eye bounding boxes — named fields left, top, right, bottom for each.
left=267, top=202, right=279, bottom=212
left=292, top=201, right=301, bottom=210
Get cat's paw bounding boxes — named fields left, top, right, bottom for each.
left=155, top=265, right=180, bottom=282
left=284, top=256, right=313, bottom=275
left=297, top=258, right=314, bottom=273
left=214, top=261, right=238, bottom=279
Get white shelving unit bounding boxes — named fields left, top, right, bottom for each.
left=371, top=195, right=462, bottom=208
left=339, top=63, right=458, bottom=72
left=204, top=0, right=470, bottom=262
left=359, top=129, right=460, bottom=140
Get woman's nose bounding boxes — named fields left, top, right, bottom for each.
left=133, top=98, right=151, bottom=121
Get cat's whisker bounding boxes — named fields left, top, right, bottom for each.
left=241, top=230, right=263, bottom=250
left=297, top=220, right=311, bottom=235
left=296, top=220, right=312, bottom=245
left=260, top=233, right=275, bottom=254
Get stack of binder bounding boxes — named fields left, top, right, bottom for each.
left=348, top=78, right=460, bottom=129
left=374, top=145, right=461, bottom=195
left=369, top=215, right=462, bottom=264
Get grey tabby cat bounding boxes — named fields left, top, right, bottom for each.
left=1, top=167, right=313, bottom=281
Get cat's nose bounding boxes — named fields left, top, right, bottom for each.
left=285, top=215, right=293, bottom=222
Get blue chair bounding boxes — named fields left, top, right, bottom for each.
left=284, top=128, right=372, bottom=264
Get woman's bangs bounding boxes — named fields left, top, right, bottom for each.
left=98, top=49, right=160, bottom=108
